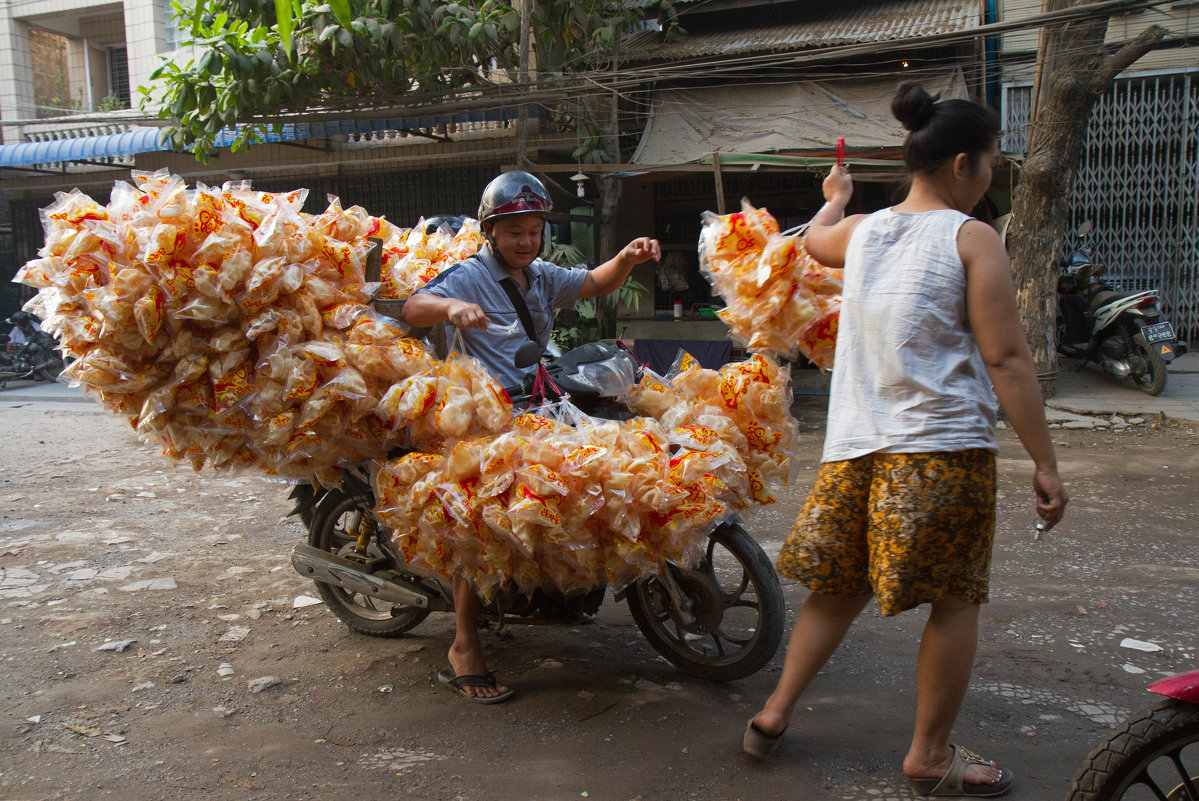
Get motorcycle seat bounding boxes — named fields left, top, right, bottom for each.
left=1088, top=289, right=1144, bottom=312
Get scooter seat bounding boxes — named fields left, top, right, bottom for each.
left=1089, top=289, right=1143, bottom=312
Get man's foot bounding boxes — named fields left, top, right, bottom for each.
left=447, top=643, right=509, bottom=701
left=437, top=668, right=514, bottom=705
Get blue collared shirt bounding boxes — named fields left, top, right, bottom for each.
left=415, top=245, right=589, bottom=388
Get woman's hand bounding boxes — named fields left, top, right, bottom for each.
left=1034, top=466, right=1068, bottom=530
left=822, top=164, right=853, bottom=205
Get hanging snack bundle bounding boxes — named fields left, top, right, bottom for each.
left=624, top=350, right=796, bottom=505
left=371, top=217, right=486, bottom=300
left=373, top=402, right=732, bottom=596
left=15, top=170, right=509, bottom=484
left=698, top=199, right=842, bottom=368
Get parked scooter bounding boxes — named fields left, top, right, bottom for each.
left=1056, top=222, right=1187, bottom=396
left=1065, top=668, right=1199, bottom=800
left=289, top=339, right=787, bottom=681
left=0, top=311, right=63, bottom=389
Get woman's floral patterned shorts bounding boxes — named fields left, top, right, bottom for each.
left=776, top=449, right=996, bottom=616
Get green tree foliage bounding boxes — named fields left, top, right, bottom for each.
left=146, top=0, right=681, bottom=162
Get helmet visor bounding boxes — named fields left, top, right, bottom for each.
left=489, top=188, right=551, bottom=219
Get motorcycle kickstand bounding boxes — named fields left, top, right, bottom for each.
left=658, top=566, right=696, bottom=627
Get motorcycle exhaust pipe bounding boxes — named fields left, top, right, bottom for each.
left=291, top=544, right=431, bottom=608
left=1103, top=359, right=1132, bottom=379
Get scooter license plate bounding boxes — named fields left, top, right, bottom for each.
left=1141, top=321, right=1175, bottom=343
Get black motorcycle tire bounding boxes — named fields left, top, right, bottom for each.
left=37, top=356, right=62, bottom=382
left=1066, top=697, right=1199, bottom=801
left=1131, top=333, right=1168, bottom=396
left=308, top=488, right=431, bottom=637
left=626, top=521, right=784, bottom=682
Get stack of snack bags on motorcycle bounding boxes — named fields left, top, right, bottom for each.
left=371, top=347, right=796, bottom=595
left=622, top=351, right=795, bottom=505
left=698, top=199, right=842, bottom=368
left=370, top=216, right=486, bottom=300
left=14, top=170, right=512, bottom=485
left=373, top=404, right=736, bottom=596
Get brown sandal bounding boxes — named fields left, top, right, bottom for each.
left=907, top=745, right=1014, bottom=797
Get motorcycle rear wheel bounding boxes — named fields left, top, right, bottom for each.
left=1131, top=333, right=1168, bottom=396
left=38, top=359, right=62, bottom=382
left=308, top=489, right=431, bottom=637
left=626, top=521, right=784, bottom=682
left=1066, top=697, right=1199, bottom=801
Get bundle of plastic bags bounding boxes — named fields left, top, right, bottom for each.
left=374, top=404, right=732, bottom=596
left=371, top=347, right=796, bottom=595
left=698, top=200, right=842, bottom=368
left=622, top=351, right=795, bottom=505
left=15, top=170, right=511, bottom=484
left=370, top=217, right=486, bottom=300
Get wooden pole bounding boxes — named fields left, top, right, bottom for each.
left=516, top=0, right=531, bottom=166
left=712, top=152, right=726, bottom=214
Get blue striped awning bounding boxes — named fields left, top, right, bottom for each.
left=0, top=109, right=526, bottom=169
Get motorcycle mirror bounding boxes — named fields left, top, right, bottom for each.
left=513, top=339, right=543, bottom=369
left=1077, top=220, right=1093, bottom=237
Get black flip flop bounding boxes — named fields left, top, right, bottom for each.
left=437, top=668, right=515, bottom=705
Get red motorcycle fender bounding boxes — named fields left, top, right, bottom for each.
left=1148, top=668, right=1199, bottom=703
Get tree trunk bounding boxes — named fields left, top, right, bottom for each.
left=596, top=174, right=622, bottom=339
left=1008, top=14, right=1166, bottom=397
left=595, top=85, right=622, bottom=340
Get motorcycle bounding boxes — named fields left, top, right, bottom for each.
left=0, top=312, right=63, bottom=389
left=288, top=338, right=787, bottom=681
left=1065, top=668, right=1199, bottom=801
left=1056, top=222, right=1187, bottom=396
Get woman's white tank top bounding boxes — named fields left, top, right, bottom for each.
left=822, top=207, right=997, bottom=463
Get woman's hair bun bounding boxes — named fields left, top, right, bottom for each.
left=892, top=81, right=936, bottom=132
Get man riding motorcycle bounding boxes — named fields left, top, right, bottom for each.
left=399, top=170, right=661, bottom=702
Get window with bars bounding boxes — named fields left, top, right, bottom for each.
left=108, top=46, right=130, bottom=108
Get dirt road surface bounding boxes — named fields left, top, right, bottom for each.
left=1, top=384, right=1197, bottom=801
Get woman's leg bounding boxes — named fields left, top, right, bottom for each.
left=902, top=595, right=1001, bottom=785
left=750, top=590, right=873, bottom=736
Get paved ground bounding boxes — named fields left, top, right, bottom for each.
left=0, top=359, right=1196, bottom=801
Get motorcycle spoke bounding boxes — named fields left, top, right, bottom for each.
left=1133, top=768, right=1174, bottom=801
left=726, top=597, right=760, bottom=611
left=1167, top=751, right=1198, bottom=799
left=713, top=626, right=752, bottom=647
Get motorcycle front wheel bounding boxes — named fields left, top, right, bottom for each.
left=626, top=521, right=784, bottom=682
left=1066, top=697, right=1199, bottom=801
left=308, top=489, right=431, bottom=637
left=1131, top=332, right=1168, bottom=396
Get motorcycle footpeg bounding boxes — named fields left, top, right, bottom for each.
left=291, top=544, right=431, bottom=608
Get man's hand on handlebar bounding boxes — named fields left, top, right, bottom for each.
left=446, top=299, right=489, bottom=330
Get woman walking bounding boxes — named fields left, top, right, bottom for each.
left=742, top=82, right=1068, bottom=798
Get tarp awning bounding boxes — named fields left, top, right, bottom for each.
left=0, top=109, right=529, bottom=169
left=630, top=68, right=968, bottom=166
